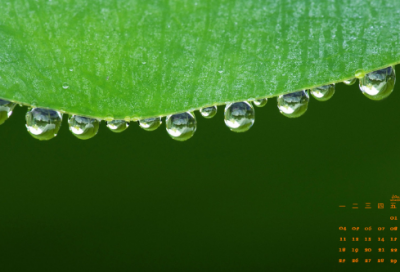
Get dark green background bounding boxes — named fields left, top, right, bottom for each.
left=0, top=78, right=399, bottom=271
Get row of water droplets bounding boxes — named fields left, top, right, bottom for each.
left=0, top=66, right=395, bottom=141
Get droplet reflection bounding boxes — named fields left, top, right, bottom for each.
left=310, top=84, right=335, bottom=101
left=343, top=78, right=357, bottom=85
left=25, top=108, right=63, bottom=141
left=277, top=90, right=309, bottom=118
left=139, top=117, right=162, bottom=131
left=224, top=101, right=255, bottom=133
left=359, top=66, right=396, bottom=101
left=107, top=120, right=129, bottom=133
left=199, top=106, right=217, bottom=119
left=68, top=115, right=100, bottom=140
left=0, top=99, right=16, bottom=125
left=253, top=98, right=268, bottom=107
left=166, top=112, right=196, bottom=141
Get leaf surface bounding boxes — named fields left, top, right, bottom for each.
left=0, top=0, right=400, bottom=119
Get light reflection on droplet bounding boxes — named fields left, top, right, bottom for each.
left=139, top=117, right=162, bottom=131
left=277, top=90, right=309, bottom=118
left=68, top=115, right=100, bottom=140
left=224, top=101, right=255, bottom=133
left=166, top=112, right=196, bottom=141
left=359, top=66, right=396, bottom=101
left=25, top=108, right=63, bottom=141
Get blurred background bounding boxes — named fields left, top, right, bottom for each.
left=0, top=76, right=399, bottom=271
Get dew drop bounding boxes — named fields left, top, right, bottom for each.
left=359, top=66, right=396, bottom=101
left=0, top=99, right=16, bottom=125
left=62, top=82, right=69, bottom=89
left=310, top=84, right=335, bottom=102
left=107, top=120, right=129, bottom=133
left=25, top=108, right=62, bottom=141
left=343, top=78, right=357, bottom=85
left=277, top=90, right=309, bottom=118
left=142, top=62, right=146, bottom=65
left=199, top=106, right=217, bottom=119
left=139, top=117, right=162, bottom=131
left=253, top=98, right=268, bottom=107
left=68, top=115, right=100, bottom=140
left=355, top=69, right=366, bottom=79
left=224, top=101, right=255, bottom=133
left=166, top=112, right=196, bottom=141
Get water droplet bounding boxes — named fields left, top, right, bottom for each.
left=25, top=108, right=62, bottom=141
left=277, top=90, right=309, bottom=118
left=218, top=70, right=224, bottom=74
left=355, top=69, right=365, bottom=79
left=166, top=112, right=196, bottom=141
left=142, top=62, right=146, bottom=65
left=253, top=98, right=268, bottom=107
left=62, top=82, right=69, bottom=89
left=310, top=84, right=335, bottom=101
left=69, top=68, right=74, bottom=72
left=199, top=106, right=217, bottom=119
left=343, top=78, right=357, bottom=85
left=359, top=66, right=396, bottom=101
left=139, top=117, right=162, bottom=131
left=224, top=101, right=255, bottom=133
left=0, top=99, right=16, bottom=125
left=68, top=115, right=100, bottom=140
left=107, top=120, right=129, bottom=133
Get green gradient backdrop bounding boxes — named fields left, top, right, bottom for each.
left=0, top=80, right=399, bottom=271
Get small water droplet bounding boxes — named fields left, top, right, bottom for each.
left=107, top=120, right=129, bottom=133
left=359, top=66, right=396, bottom=101
left=343, top=78, right=357, bottom=85
left=355, top=69, right=365, bottom=79
left=199, top=106, right=217, bottom=119
left=139, top=117, right=162, bottom=131
left=224, top=101, right=255, bottom=133
left=253, top=98, right=268, bottom=107
left=310, top=84, right=335, bottom=101
left=69, top=68, right=74, bottom=72
left=166, top=112, right=196, bottom=141
left=142, top=62, right=146, bottom=65
left=62, top=82, right=69, bottom=89
left=0, top=99, right=16, bottom=125
left=25, top=108, right=62, bottom=140
left=218, top=70, right=224, bottom=74
left=68, top=115, right=100, bottom=140
left=277, top=90, right=309, bottom=118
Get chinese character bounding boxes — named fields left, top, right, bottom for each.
left=378, top=203, right=384, bottom=209
left=365, top=203, right=371, bottom=209
left=391, top=203, right=397, bottom=209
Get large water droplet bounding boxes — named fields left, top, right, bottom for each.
left=25, top=108, right=62, bottom=141
left=68, top=115, right=100, bottom=140
left=277, top=90, right=309, bottom=118
left=107, top=120, right=129, bottom=133
left=310, top=84, right=335, bottom=101
left=166, top=112, right=196, bottom=141
left=0, top=99, right=16, bottom=125
left=139, top=117, right=162, bottom=131
left=359, top=66, right=396, bottom=101
left=224, top=101, right=255, bottom=133
left=199, top=106, right=217, bottom=119
left=253, top=98, right=268, bottom=107
left=343, top=78, right=357, bottom=85
left=62, top=82, right=69, bottom=89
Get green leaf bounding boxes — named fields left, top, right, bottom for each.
left=0, top=0, right=400, bottom=120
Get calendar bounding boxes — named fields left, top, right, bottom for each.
left=337, top=194, right=399, bottom=265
